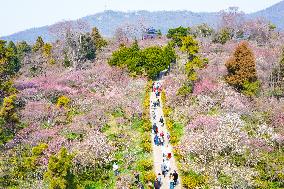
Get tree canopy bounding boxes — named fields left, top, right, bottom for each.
left=108, top=41, right=176, bottom=79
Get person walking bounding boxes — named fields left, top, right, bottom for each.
left=169, top=173, right=175, bottom=189
left=157, top=173, right=162, bottom=186
left=159, top=136, right=164, bottom=146
left=167, top=132, right=170, bottom=143
left=152, top=123, right=157, bottom=134
left=161, top=160, right=167, bottom=178
left=113, top=162, right=119, bottom=176
left=154, top=178, right=161, bottom=189
left=172, top=170, right=178, bottom=185
left=165, top=158, right=170, bottom=173
left=159, top=117, right=164, bottom=125
left=154, top=134, right=159, bottom=146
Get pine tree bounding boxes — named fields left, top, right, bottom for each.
left=79, top=33, right=96, bottom=61
left=16, top=41, right=31, bottom=59
left=225, top=41, right=259, bottom=95
left=32, top=36, right=44, bottom=52
left=91, top=27, right=107, bottom=51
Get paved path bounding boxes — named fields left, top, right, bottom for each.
left=150, top=81, right=181, bottom=189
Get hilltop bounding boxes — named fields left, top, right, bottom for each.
left=2, top=0, right=284, bottom=43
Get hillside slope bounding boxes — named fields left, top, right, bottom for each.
left=1, top=0, right=284, bottom=43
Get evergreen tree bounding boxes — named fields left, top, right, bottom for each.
left=7, top=41, right=17, bottom=54
left=6, top=41, right=20, bottom=75
left=44, top=147, right=78, bottom=189
left=79, top=33, right=96, bottom=61
left=32, top=36, right=44, bottom=52
left=225, top=41, right=259, bottom=95
left=91, top=27, right=107, bottom=51
left=16, top=41, right=31, bottom=59
left=167, top=26, right=190, bottom=47
left=0, top=40, right=20, bottom=100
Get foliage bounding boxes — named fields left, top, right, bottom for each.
left=167, top=26, right=190, bottom=47
left=0, top=143, right=48, bottom=187
left=0, top=94, right=19, bottom=123
left=270, top=46, right=284, bottom=98
left=32, top=36, right=45, bottom=52
left=79, top=33, right=96, bottom=61
left=192, top=23, right=214, bottom=37
left=16, top=41, right=31, bottom=59
left=177, top=82, right=193, bottom=97
left=143, top=171, right=156, bottom=183
left=44, top=147, right=78, bottom=189
left=108, top=41, right=176, bottom=79
left=212, top=28, right=232, bottom=44
left=91, top=27, right=107, bottom=51
left=242, top=80, right=260, bottom=97
left=43, top=43, right=52, bottom=57
left=0, top=40, right=20, bottom=85
left=56, top=96, right=70, bottom=108
left=182, top=170, right=206, bottom=189
left=254, top=149, right=284, bottom=189
left=177, top=35, right=207, bottom=96
left=63, top=51, right=72, bottom=68
left=225, top=41, right=259, bottom=95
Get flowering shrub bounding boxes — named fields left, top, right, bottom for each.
left=193, top=78, right=218, bottom=95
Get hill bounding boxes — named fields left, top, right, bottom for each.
left=1, top=1, right=284, bottom=43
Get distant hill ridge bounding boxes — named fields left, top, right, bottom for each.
left=1, top=0, right=284, bottom=43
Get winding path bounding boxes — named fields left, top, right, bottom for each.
left=150, top=80, right=181, bottom=189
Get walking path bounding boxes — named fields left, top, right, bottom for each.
left=150, top=80, right=181, bottom=189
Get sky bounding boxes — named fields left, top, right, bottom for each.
left=0, top=0, right=281, bottom=36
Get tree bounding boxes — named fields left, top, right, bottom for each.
left=44, top=147, right=78, bottom=189
left=91, top=27, right=107, bottom=51
left=212, top=28, right=232, bottom=44
left=0, top=40, right=19, bottom=100
left=32, top=36, right=44, bottom=52
left=167, top=26, right=190, bottom=47
left=225, top=41, right=259, bottom=95
left=0, top=94, right=19, bottom=144
left=79, top=33, right=96, bottom=61
left=219, top=7, right=244, bottom=36
left=270, top=46, right=284, bottom=98
left=192, top=23, right=214, bottom=37
left=108, top=41, right=175, bottom=79
left=16, top=41, right=31, bottom=59
left=0, top=94, right=18, bottom=123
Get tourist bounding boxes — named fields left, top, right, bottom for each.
left=169, top=173, right=175, bottom=189
left=154, top=178, right=161, bottom=189
left=152, top=123, right=157, bottom=134
left=159, top=136, right=164, bottom=146
left=165, top=158, right=170, bottom=172
left=167, top=132, right=170, bottom=143
left=159, top=117, right=164, bottom=125
left=154, top=134, right=159, bottom=146
left=157, top=173, right=162, bottom=186
left=161, top=160, right=167, bottom=178
left=165, top=145, right=172, bottom=159
left=113, top=162, right=119, bottom=176
left=155, top=91, right=159, bottom=98
left=172, top=170, right=178, bottom=185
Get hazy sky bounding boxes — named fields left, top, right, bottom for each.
left=0, top=0, right=281, bottom=36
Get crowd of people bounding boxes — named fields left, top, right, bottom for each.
left=112, top=81, right=179, bottom=189
left=151, top=81, right=179, bottom=189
